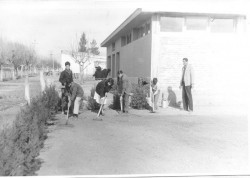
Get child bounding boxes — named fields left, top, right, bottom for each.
left=151, top=78, right=160, bottom=111
left=94, top=78, right=114, bottom=115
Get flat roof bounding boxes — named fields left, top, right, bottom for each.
left=101, top=8, right=246, bottom=47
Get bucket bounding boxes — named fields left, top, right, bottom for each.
left=162, top=100, right=168, bottom=108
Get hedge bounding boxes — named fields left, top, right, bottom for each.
left=0, top=85, right=60, bottom=176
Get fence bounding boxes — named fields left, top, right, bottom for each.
left=0, top=66, right=39, bottom=82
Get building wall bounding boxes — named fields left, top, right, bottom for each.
left=61, top=53, right=80, bottom=73
left=158, top=33, right=248, bottom=106
left=106, top=32, right=152, bottom=83
left=120, top=35, right=151, bottom=81
left=61, top=52, right=106, bottom=76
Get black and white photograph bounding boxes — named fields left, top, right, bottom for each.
left=0, top=0, right=249, bottom=177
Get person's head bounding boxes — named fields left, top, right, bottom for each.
left=105, top=78, right=114, bottom=87
left=152, top=78, right=158, bottom=85
left=107, top=69, right=111, bottom=73
left=65, top=61, right=70, bottom=70
left=183, top=58, right=188, bottom=66
left=117, top=70, right=123, bottom=78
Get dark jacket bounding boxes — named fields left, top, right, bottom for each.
left=59, top=69, right=73, bottom=86
left=96, top=79, right=112, bottom=98
left=119, top=74, right=132, bottom=95
left=101, top=69, right=111, bottom=79
left=93, top=67, right=102, bottom=80
left=69, top=82, right=84, bottom=101
left=168, top=90, right=178, bottom=107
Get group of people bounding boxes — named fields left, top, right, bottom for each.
left=93, top=66, right=111, bottom=80
left=94, top=70, right=132, bottom=115
left=59, top=61, right=132, bottom=119
left=150, top=57, right=194, bottom=112
left=59, top=61, right=84, bottom=118
left=59, top=57, right=194, bottom=119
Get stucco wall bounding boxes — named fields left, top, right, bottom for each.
left=119, top=35, right=152, bottom=81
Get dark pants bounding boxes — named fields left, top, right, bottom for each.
left=122, top=93, right=130, bottom=112
left=182, top=85, right=193, bottom=111
left=61, top=89, right=73, bottom=113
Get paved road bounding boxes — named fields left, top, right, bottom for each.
left=37, top=108, right=249, bottom=176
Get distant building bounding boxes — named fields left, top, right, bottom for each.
left=61, top=50, right=106, bottom=76
left=101, top=8, right=248, bottom=105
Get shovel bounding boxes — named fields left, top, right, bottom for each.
left=65, top=98, right=71, bottom=125
left=94, top=96, right=107, bottom=121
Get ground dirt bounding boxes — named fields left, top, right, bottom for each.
left=1, top=76, right=249, bottom=176
left=37, top=105, right=249, bottom=176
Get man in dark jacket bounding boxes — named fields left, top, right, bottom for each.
left=94, top=78, right=114, bottom=115
left=67, top=81, right=84, bottom=118
left=59, top=61, right=73, bottom=114
left=117, top=70, right=132, bottom=113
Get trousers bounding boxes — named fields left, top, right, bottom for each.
left=73, top=97, right=82, bottom=114
left=182, top=85, right=193, bottom=111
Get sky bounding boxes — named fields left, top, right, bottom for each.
left=0, top=0, right=249, bottom=62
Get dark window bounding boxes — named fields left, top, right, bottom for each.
left=133, top=28, right=140, bottom=41
left=146, top=22, right=151, bottom=34
left=210, top=18, right=234, bottom=33
left=121, top=36, right=126, bottom=46
left=186, top=17, right=208, bottom=31
left=160, top=17, right=184, bottom=32
left=112, top=42, right=115, bottom=51
left=126, top=33, right=131, bottom=44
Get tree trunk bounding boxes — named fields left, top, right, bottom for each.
left=12, top=68, right=15, bottom=80
left=25, top=74, right=30, bottom=105
left=0, top=65, right=3, bottom=82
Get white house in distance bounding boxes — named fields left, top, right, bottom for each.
left=61, top=50, right=106, bottom=76
left=101, top=7, right=248, bottom=106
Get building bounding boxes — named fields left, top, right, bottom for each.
left=61, top=50, right=106, bottom=76
left=101, top=8, right=248, bottom=105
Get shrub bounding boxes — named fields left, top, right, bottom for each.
left=0, top=86, right=60, bottom=176
left=87, top=86, right=100, bottom=111
left=130, top=83, right=150, bottom=109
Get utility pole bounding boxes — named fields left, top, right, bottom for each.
left=50, top=52, right=54, bottom=74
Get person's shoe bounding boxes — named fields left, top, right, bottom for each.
left=73, top=114, right=78, bottom=119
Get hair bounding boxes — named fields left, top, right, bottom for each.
left=105, top=78, right=114, bottom=86
left=167, top=86, right=172, bottom=91
left=152, top=78, right=158, bottom=85
left=65, top=61, right=70, bottom=66
left=117, top=70, right=123, bottom=74
left=183, top=58, right=188, bottom=62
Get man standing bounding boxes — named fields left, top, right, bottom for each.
left=59, top=61, right=73, bottom=114
left=118, top=70, right=132, bottom=113
left=179, top=58, right=194, bottom=112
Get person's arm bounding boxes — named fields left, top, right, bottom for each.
left=190, top=66, right=194, bottom=88
left=122, top=79, right=128, bottom=95
left=59, top=72, right=65, bottom=85
left=70, top=86, right=77, bottom=101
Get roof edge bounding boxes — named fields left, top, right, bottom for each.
left=101, top=8, right=142, bottom=47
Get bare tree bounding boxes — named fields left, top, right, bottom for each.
left=70, top=32, right=100, bottom=81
